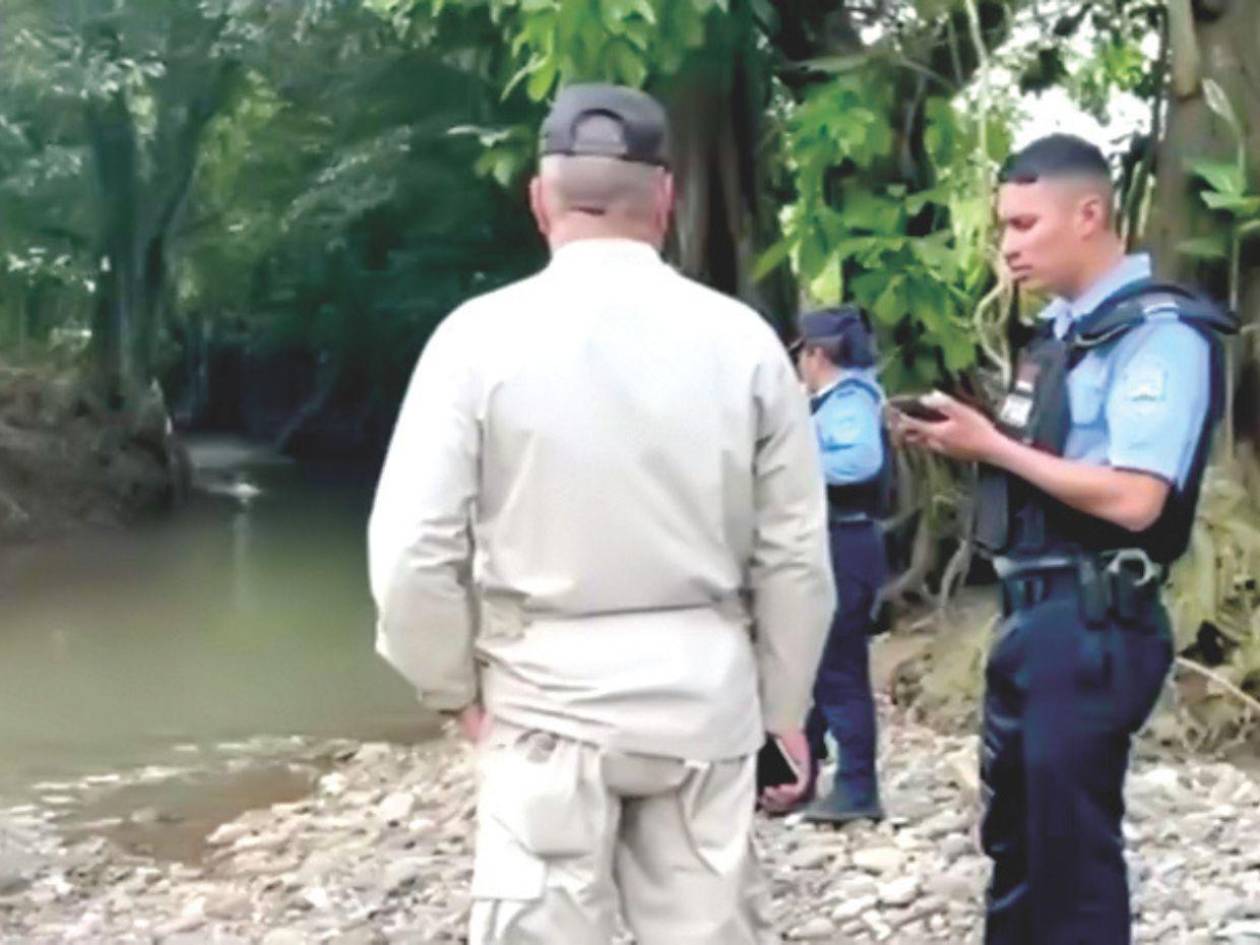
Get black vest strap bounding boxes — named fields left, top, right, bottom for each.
left=1074, top=279, right=1238, bottom=352
left=976, top=279, right=1237, bottom=564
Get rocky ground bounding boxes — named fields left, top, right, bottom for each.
left=3, top=709, right=1260, bottom=945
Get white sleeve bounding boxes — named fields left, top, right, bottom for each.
left=367, top=315, right=481, bottom=711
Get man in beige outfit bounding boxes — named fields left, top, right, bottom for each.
left=368, top=84, right=835, bottom=945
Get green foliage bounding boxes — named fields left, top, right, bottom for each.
left=0, top=0, right=546, bottom=413
left=1165, top=456, right=1260, bottom=747
left=1178, top=80, right=1260, bottom=329
left=766, top=68, right=1013, bottom=391
left=385, top=0, right=725, bottom=100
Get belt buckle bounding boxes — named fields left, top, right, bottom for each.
left=1105, top=549, right=1158, bottom=587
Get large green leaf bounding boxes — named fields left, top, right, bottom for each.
left=840, top=189, right=901, bottom=235
left=871, top=275, right=905, bottom=325
left=940, top=329, right=976, bottom=373
left=807, top=262, right=842, bottom=307
left=1189, top=159, right=1245, bottom=197
left=1201, top=191, right=1260, bottom=218
left=1177, top=234, right=1230, bottom=260
left=751, top=237, right=792, bottom=283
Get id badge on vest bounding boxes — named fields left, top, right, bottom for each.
left=998, top=358, right=1038, bottom=438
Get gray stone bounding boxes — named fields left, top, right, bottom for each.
left=851, top=846, right=904, bottom=875
left=878, top=876, right=919, bottom=907
left=787, top=916, right=836, bottom=939
left=377, top=792, right=415, bottom=823
left=261, top=930, right=309, bottom=945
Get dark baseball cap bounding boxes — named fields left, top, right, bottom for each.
left=540, top=84, right=670, bottom=168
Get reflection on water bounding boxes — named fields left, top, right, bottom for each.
left=0, top=436, right=435, bottom=843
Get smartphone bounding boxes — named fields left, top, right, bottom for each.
left=756, top=735, right=803, bottom=791
left=887, top=394, right=947, bottom=423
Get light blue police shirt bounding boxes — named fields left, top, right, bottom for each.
left=1038, top=253, right=1211, bottom=489
left=812, top=368, right=885, bottom=485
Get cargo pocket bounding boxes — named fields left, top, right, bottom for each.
left=469, top=811, right=547, bottom=945
left=477, top=727, right=592, bottom=858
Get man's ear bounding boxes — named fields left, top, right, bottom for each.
left=654, top=171, right=676, bottom=235
left=528, top=176, right=550, bottom=238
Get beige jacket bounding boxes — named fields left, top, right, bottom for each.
left=368, top=238, right=834, bottom=760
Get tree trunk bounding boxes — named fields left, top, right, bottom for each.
left=86, top=91, right=143, bottom=406
left=1149, top=0, right=1260, bottom=446
left=85, top=45, right=234, bottom=409
left=666, top=26, right=796, bottom=336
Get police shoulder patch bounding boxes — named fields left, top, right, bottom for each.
left=827, top=413, right=863, bottom=445
left=1120, top=358, right=1168, bottom=403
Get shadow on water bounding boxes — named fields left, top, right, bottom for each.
left=0, top=435, right=439, bottom=861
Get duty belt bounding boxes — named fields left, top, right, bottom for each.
left=995, top=548, right=1164, bottom=625
left=829, top=510, right=875, bottom=525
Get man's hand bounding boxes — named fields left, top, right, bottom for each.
left=893, top=391, right=1004, bottom=463
left=894, top=390, right=1171, bottom=532
left=454, top=704, right=489, bottom=743
left=759, top=729, right=812, bottom=814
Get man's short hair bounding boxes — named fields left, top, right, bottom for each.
left=999, top=134, right=1112, bottom=186
left=538, top=152, right=664, bottom=220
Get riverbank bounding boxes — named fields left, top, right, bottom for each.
left=4, top=707, right=1259, bottom=945
left=0, top=362, right=187, bottom=544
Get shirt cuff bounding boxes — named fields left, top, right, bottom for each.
left=1108, top=452, right=1178, bottom=487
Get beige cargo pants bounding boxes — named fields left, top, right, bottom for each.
left=468, top=722, right=777, bottom=945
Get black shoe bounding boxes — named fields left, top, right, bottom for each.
left=801, top=786, right=885, bottom=825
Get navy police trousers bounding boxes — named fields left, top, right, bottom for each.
left=805, top=519, right=887, bottom=804
left=982, top=566, right=1173, bottom=945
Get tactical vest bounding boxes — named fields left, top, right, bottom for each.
left=812, top=377, right=895, bottom=519
left=975, top=279, right=1238, bottom=564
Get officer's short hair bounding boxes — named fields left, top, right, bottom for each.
left=1000, top=134, right=1114, bottom=224
left=999, top=134, right=1111, bottom=186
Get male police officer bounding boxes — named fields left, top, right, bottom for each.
left=895, top=134, right=1236, bottom=944
left=791, top=307, right=889, bottom=823
left=368, top=84, right=835, bottom=945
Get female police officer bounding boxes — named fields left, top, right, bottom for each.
left=894, top=135, right=1235, bottom=945
left=792, top=305, right=890, bottom=823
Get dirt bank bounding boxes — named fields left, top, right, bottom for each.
left=0, top=361, right=188, bottom=544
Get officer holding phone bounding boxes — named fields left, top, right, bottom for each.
left=790, top=306, right=890, bottom=823
left=892, top=135, right=1237, bottom=944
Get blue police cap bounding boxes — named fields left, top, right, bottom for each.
left=792, top=305, right=876, bottom=367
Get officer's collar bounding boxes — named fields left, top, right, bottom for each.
left=548, top=238, right=662, bottom=269
left=1041, top=253, right=1153, bottom=338
left=813, top=368, right=880, bottom=403
left=813, top=377, right=843, bottom=401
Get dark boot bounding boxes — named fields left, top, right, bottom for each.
left=802, top=781, right=884, bottom=825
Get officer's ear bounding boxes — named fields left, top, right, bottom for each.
left=1075, top=188, right=1111, bottom=240
left=529, top=175, right=552, bottom=239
